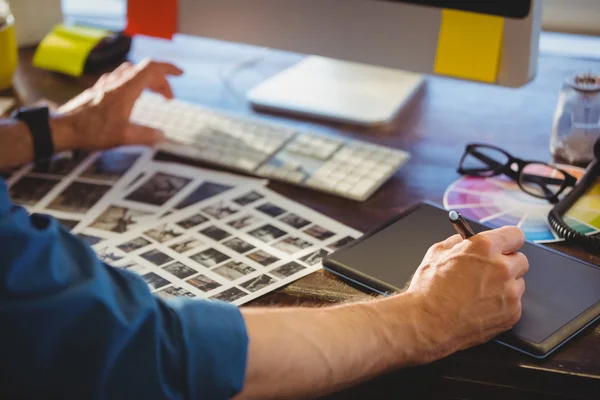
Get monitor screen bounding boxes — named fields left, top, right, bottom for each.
left=379, top=0, right=532, bottom=19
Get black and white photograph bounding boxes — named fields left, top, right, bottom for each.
left=126, top=172, right=192, bottom=206
left=116, top=262, right=146, bottom=274
left=248, top=224, right=287, bottom=243
left=162, top=262, right=198, bottom=279
left=77, top=233, right=103, bottom=246
left=126, top=173, right=145, bottom=189
left=89, top=205, right=151, bottom=233
left=57, top=219, right=79, bottom=230
left=155, top=286, right=196, bottom=300
left=228, top=214, right=262, bottom=230
left=186, top=275, right=221, bottom=292
left=140, top=249, right=174, bottom=266
left=9, top=176, right=60, bottom=206
left=202, top=201, right=240, bottom=220
left=79, top=150, right=141, bottom=182
left=117, top=237, right=152, bottom=253
left=304, top=225, right=336, bottom=240
left=233, top=191, right=264, bottom=206
left=247, top=250, right=279, bottom=266
left=209, top=287, right=247, bottom=302
left=98, top=248, right=124, bottom=263
left=169, top=238, right=204, bottom=253
left=176, top=213, right=209, bottom=229
left=256, top=202, right=287, bottom=217
left=175, top=181, right=232, bottom=210
left=31, top=153, right=85, bottom=176
left=329, top=236, right=357, bottom=250
left=300, top=249, right=329, bottom=266
left=279, top=213, right=311, bottom=229
left=271, top=262, right=306, bottom=278
left=200, top=226, right=231, bottom=242
left=144, top=224, right=183, bottom=243
left=240, top=274, right=277, bottom=292
left=223, top=237, right=255, bottom=254
left=142, top=272, right=171, bottom=290
left=273, top=236, right=313, bottom=255
left=189, top=248, right=230, bottom=268
left=213, top=261, right=256, bottom=281
left=47, top=181, right=111, bottom=213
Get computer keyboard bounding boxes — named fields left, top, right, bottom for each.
left=130, top=92, right=410, bottom=201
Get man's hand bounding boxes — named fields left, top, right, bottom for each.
left=56, top=59, right=183, bottom=151
left=403, top=226, right=528, bottom=362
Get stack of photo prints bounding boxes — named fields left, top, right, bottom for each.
left=2, top=147, right=362, bottom=305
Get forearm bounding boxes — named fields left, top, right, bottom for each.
left=236, top=293, right=426, bottom=400
left=0, top=115, right=76, bottom=170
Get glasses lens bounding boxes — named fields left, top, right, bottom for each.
left=519, top=163, right=566, bottom=198
left=461, top=146, right=510, bottom=176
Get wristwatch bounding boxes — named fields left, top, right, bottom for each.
left=11, top=105, right=55, bottom=162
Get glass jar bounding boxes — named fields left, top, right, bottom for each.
left=550, top=73, right=600, bottom=165
left=0, top=0, right=17, bottom=90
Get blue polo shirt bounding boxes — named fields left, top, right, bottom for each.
left=0, top=181, right=248, bottom=399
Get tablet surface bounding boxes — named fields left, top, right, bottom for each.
left=323, top=201, right=600, bottom=358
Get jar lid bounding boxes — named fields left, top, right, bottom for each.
left=566, top=73, right=600, bottom=92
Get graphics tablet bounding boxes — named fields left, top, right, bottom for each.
left=323, top=201, right=600, bottom=358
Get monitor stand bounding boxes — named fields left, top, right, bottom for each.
left=246, top=56, right=425, bottom=126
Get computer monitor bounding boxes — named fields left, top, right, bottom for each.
left=177, top=0, right=543, bottom=125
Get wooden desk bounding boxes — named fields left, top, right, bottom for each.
left=9, top=35, right=600, bottom=399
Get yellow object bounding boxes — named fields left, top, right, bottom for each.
left=434, top=9, right=504, bottom=83
left=32, top=24, right=110, bottom=77
left=0, top=16, right=17, bottom=90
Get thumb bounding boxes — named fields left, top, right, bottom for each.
left=123, top=123, right=166, bottom=146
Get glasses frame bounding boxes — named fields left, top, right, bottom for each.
left=458, top=143, right=578, bottom=204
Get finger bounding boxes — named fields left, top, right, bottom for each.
left=149, top=76, right=174, bottom=99
left=123, top=123, right=166, bottom=146
left=135, top=59, right=184, bottom=77
left=505, top=251, right=529, bottom=279
left=480, top=226, right=525, bottom=255
left=94, top=73, right=110, bottom=89
left=439, top=234, right=463, bottom=250
left=103, top=62, right=134, bottom=88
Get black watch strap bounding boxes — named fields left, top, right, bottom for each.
left=11, top=105, right=55, bottom=162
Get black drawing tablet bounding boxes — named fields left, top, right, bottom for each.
left=323, top=201, right=600, bottom=358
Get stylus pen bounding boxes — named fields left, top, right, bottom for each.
left=448, top=210, right=475, bottom=239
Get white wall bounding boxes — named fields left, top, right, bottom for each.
left=542, top=0, right=600, bottom=35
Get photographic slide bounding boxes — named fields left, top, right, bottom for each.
left=200, top=226, right=231, bottom=242
left=190, top=248, right=230, bottom=268
left=280, top=213, right=311, bottom=229
left=256, top=202, right=286, bottom=217
left=233, top=190, right=264, bottom=206
left=140, top=249, right=174, bottom=266
left=304, top=225, right=335, bottom=241
left=329, top=236, right=358, bottom=251
left=186, top=275, right=221, bottom=292
left=117, top=237, right=152, bottom=253
left=162, top=261, right=198, bottom=280
left=175, top=181, right=233, bottom=210
left=273, top=236, right=313, bottom=255
left=57, top=219, right=80, bottom=231
left=240, top=274, right=277, bottom=292
left=223, top=237, right=255, bottom=254
left=143, top=272, right=171, bottom=290
left=213, top=261, right=256, bottom=281
left=169, top=238, right=204, bottom=254
left=156, top=286, right=196, bottom=299
left=31, top=153, right=86, bottom=176
left=47, top=181, right=111, bottom=214
left=9, top=176, right=60, bottom=206
left=248, top=224, right=287, bottom=243
left=90, top=205, right=152, bottom=233
left=144, top=224, right=183, bottom=243
left=271, top=262, right=306, bottom=279
left=176, top=213, right=209, bottom=229
left=228, top=215, right=262, bottom=230
left=246, top=250, right=279, bottom=267
left=202, top=201, right=239, bottom=220
left=79, top=150, right=141, bottom=182
left=98, top=248, right=124, bottom=264
left=126, top=172, right=192, bottom=206
left=210, top=287, right=247, bottom=302
left=77, top=233, right=103, bottom=246
left=300, top=249, right=329, bottom=266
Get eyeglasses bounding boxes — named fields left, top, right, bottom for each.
left=458, top=144, right=577, bottom=204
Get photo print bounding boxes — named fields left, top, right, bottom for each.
left=30, top=153, right=87, bottom=176
left=273, top=236, right=313, bottom=255
left=210, top=287, right=247, bottom=302
left=114, top=261, right=146, bottom=274
left=97, top=247, right=124, bottom=264
left=176, top=213, right=209, bottom=229
left=223, top=237, right=255, bottom=254
left=162, top=262, right=198, bottom=280
left=56, top=219, right=80, bottom=231
left=279, top=213, right=311, bottom=229
left=200, top=226, right=231, bottom=242
left=9, top=176, right=60, bottom=206
left=155, top=286, right=196, bottom=300
left=227, top=214, right=262, bottom=230
left=143, top=272, right=171, bottom=290
left=248, top=224, right=287, bottom=243
left=247, top=250, right=279, bottom=267
left=304, top=225, right=335, bottom=241
left=256, top=202, right=286, bottom=217
left=202, top=201, right=239, bottom=220
left=329, top=236, right=357, bottom=251
left=271, top=262, right=306, bottom=278
left=90, top=205, right=152, bottom=233
left=233, top=191, right=264, bottom=206
left=186, top=275, right=221, bottom=292
left=79, top=150, right=141, bottom=182
left=144, top=224, right=183, bottom=243
left=189, top=248, right=230, bottom=268
left=47, top=181, right=111, bottom=214
left=300, top=249, right=329, bottom=266
left=175, top=182, right=233, bottom=210
left=240, top=274, right=277, bottom=292
left=213, top=261, right=256, bottom=281
left=117, top=237, right=152, bottom=253
left=140, top=249, right=174, bottom=266
left=126, top=172, right=192, bottom=206
left=169, top=238, right=204, bottom=254
left=77, top=233, right=103, bottom=246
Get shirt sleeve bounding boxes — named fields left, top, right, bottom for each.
left=0, top=181, right=248, bottom=400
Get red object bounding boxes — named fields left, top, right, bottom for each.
left=125, top=0, right=178, bottom=40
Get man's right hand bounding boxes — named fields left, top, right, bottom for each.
left=404, top=226, right=528, bottom=363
